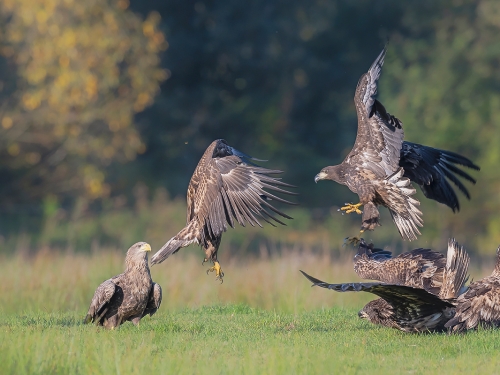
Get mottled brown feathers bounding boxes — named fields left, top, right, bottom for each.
left=301, top=238, right=470, bottom=333
left=445, top=246, right=500, bottom=332
left=150, top=139, right=295, bottom=280
left=84, top=242, right=162, bottom=329
left=315, top=47, right=478, bottom=240
left=301, top=270, right=455, bottom=333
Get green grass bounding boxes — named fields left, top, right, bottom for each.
left=2, top=307, right=500, bottom=374
left=0, top=250, right=498, bottom=374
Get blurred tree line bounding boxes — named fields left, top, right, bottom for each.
left=0, top=0, right=498, bottom=254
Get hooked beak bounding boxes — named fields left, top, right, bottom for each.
left=358, top=310, right=369, bottom=320
left=314, top=171, right=327, bottom=183
left=141, top=243, right=152, bottom=252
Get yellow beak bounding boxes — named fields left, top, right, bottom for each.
left=141, top=243, right=152, bottom=252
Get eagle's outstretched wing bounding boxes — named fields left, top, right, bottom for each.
left=400, top=142, right=479, bottom=212
left=300, top=270, right=454, bottom=331
left=84, top=279, right=118, bottom=324
left=301, top=270, right=452, bottom=308
left=151, top=140, right=295, bottom=265
left=346, top=47, right=405, bottom=177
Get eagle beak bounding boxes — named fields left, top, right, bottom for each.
left=358, top=310, right=369, bottom=320
left=141, top=243, right=152, bottom=252
left=314, top=171, right=327, bottom=183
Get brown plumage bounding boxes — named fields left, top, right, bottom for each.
left=315, top=48, right=479, bottom=240
left=150, top=139, right=295, bottom=282
left=445, top=246, right=500, bottom=333
left=301, top=239, right=470, bottom=333
left=84, top=242, right=162, bottom=329
left=352, top=238, right=465, bottom=298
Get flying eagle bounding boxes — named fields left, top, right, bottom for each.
left=150, top=139, right=295, bottom=282
left=314, top=48, right=479, bottom=240
left=84, top=242, right=162, bottom=329
left=445, top=246, right=500, bottom=332
left=301, top=239, right=470, bottom=332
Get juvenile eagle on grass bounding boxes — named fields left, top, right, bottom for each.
left=315, top=48, right=479, bottom=240
left=301, top=239, right=470, bottom=332
left=445, top=246, right=500, bottom=332
left=84, top=242, right=162, bottom=329
left=150, top=139, right=295, bottom=282
left=352, top=238, right=450, bottom=297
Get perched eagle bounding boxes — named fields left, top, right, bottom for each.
left=445, top=246, right=500, bottom=332
left=84, top=242, right=162, bottom=329
left=301, top=239, right=470, bottom=332
left=352, top=238, right=469, bottom=299
left=315, top=48, right=479, bottom=240
left=150, top=139, right=295, bottom=282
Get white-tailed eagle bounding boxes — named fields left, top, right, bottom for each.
left=84, top=242, right=162, bottom=329
left=315, top=48, right=479, bottom=240
left=150, top=139, right=296, bottom=282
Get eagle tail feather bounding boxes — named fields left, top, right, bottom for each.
left=386, top=168, right=423, bottom=241
left=439, top=238, right=470, bottom=300
left=150, top=221, right=199, bottom=265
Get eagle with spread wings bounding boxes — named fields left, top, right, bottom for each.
left=352, top=238, right=468, bottom=299
left=445, top=246, right=500, bottom=332
left=150, top=139, right=295, bottom=282
left=84, top=242, right=162, bottom=329
left=314, top=48, right=479, bottom=240
left=301, top=239, right=470, bottom=332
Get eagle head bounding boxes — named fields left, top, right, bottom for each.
left=314, top=165, right=346, bottom=184
left=125, top=242, right=152, bottom=267
left=358, top=299, right=394, bottom=326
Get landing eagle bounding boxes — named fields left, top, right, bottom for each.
left=301, top=239, right=470, bottom=332
left=315, top=48, right=479, bottom=240
left=84, top=242, right=162, bottom=329
left=150, top=139, right=296, bottom=282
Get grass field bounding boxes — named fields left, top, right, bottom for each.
left=1, top=249, right=499, bottom=374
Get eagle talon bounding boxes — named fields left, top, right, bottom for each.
left=207, top=261, right=224, bottom=283
left=343, top=236, right=361, bottom=247
left=340, top=202, right=363, bottom=215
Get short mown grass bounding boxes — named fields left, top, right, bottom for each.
left=0, top=250, right=498, bottom=374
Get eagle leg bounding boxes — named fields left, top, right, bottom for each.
left=206, top=261, right=224, bottom=283
left=339, top=202, right=363, bottom=214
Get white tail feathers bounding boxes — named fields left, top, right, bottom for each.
left=385, top=168, right=423, bottom=241
left=439, top=238, right=470, bottom=299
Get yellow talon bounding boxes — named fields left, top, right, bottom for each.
left=340, top=202, right=363, bottom=215
left=207, top=261, right=224, bottom=283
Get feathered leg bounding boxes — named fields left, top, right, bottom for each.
left=360, top=202, right=381, bottom=232
left=204, top=236, right=224, bottom=283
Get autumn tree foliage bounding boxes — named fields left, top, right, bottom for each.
left=0, top=0, right=167, bottom=204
